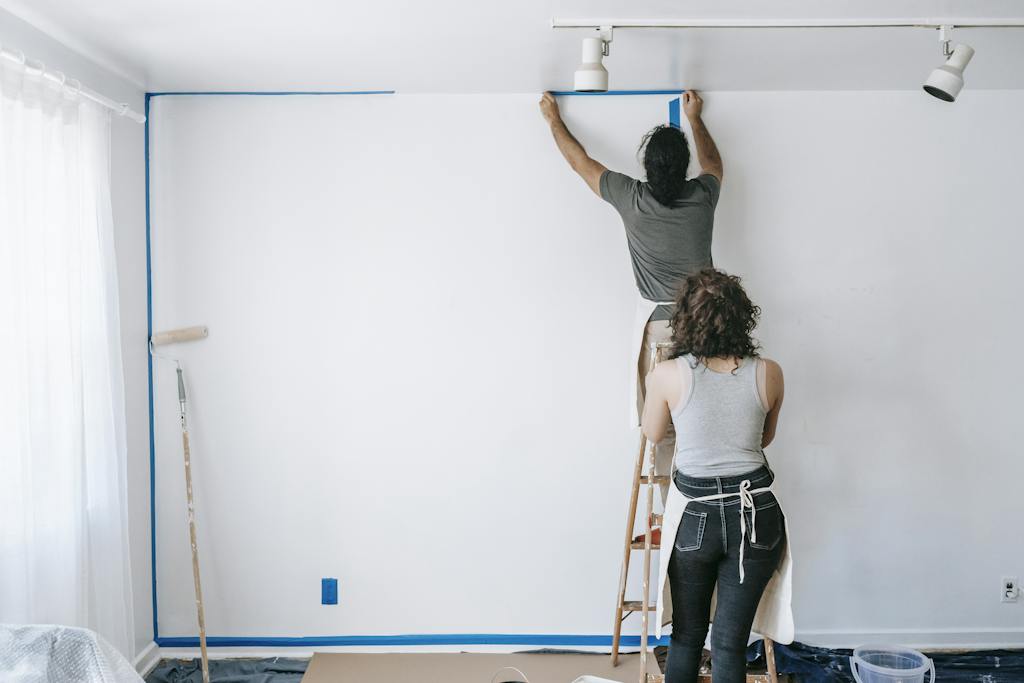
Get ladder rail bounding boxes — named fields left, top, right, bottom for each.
left=612, top=340, right=669, bottom=670
left=639, top=437, right=657, bottom=683
left=610, top=430, right=649, bottom=665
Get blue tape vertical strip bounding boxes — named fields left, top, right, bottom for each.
left=669, top=97, right=681, bottom=128
left=144, top=92, right=158, bottom=641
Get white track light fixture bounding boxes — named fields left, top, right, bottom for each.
left=554, top=18, right=1024, bottom=99
left=923, top=25, right=975, bottom=102
left=574, top=26, right=613, bottom=92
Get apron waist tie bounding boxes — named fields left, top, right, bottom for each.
left=683, top=479, right=772, bottom=584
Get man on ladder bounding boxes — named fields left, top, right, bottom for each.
left=539, top=89, right=724, bottom=520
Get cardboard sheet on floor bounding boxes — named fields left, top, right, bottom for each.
left=301, top=652, right=650, bottom=682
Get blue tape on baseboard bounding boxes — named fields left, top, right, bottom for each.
left=551, top=89, right=684, bottom=97
left=669, top=97, right=681, bottom=127
left=156, top=634, right=671, bottom=648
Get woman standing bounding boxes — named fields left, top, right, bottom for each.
left=642, top=268, right=793, bottom=683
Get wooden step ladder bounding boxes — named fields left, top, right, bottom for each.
left=609, top=341, right=780, bottom=683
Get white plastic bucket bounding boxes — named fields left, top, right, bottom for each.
left=850, top=645, right=935, bottom=683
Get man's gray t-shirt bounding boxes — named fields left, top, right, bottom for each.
left=600, top=170, right=720, bottom=321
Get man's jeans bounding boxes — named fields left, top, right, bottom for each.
left=665, top=466, right=785, bottom=683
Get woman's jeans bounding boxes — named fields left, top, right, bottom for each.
left=665, top=466, right=785, bottom=683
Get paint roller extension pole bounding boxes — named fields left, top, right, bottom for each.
left=153, top=326, right=211, bottom=683
left=177, top=367, right=211, bottom=683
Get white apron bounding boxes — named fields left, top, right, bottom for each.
left=629, top=296, right=675, bottom=427
left=655, top=476, right=795, bottom=643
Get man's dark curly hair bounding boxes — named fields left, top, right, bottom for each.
left=639, top=124, right=691, bottom=205
left=669, top=268, right=761, bottom=365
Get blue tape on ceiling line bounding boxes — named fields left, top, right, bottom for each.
left=156, top=634, right=671, bottom=648
left=669, top=97, right=681, bottom=127
left=144, top=92, right=158, bottom=642
left=147, top=91, right=395, bottom=97
left=551, top=89, right=684, bottom=97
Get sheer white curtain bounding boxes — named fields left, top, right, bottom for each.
left=0, top=60, right=135, bottom=657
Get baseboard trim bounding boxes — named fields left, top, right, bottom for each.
left=133, top=641, right=162, bottom=677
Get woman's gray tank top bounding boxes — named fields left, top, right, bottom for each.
left=671, top=355, right=768, bottom=478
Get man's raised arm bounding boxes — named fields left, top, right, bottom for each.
left=683, top=91, right=723, bottom=182
left=539, top=92, right=607, bottom=197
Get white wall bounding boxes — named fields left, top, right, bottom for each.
left=0, top=8, right=151, bottom=658
left=149, top=91, right=1024, bottom=648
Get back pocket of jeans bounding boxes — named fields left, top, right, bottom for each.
left=748, top=503, right=782, bottom=551
left=674, top=509, right=708, bottom=552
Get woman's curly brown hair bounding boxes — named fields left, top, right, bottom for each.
left=669, top=268, right=761, bottom=365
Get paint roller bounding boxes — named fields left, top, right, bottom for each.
left=150, top=325, right=211, bottom=683
left=151, top=325, right=208, bottom=347
left=151, top=326, right=208, bottom=416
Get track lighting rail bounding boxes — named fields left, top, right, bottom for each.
left=551, top=17, right=1024, bottom=30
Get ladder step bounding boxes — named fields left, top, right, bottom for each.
left=622, top=601, right=657, bottom=612
left=630, top=540, right=661, bottom=550
left=646, top=675, right=665, bottom=683
left=640, top=475, right=669, bottom=484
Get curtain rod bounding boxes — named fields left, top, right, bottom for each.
left=0, top=42, right=145, bottom=123
left=551, top=17, right=1024, bottom=29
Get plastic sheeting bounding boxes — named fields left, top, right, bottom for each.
left=0, top=624, right=143, bottom=683
left=145, top=658, right=306, bottom=683
left=767, top=641, right=1024, bottom=683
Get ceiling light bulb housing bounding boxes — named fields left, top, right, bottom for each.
left=924, top=43, right=974, bottom=102
left=574, top=36, right=609, bottom=92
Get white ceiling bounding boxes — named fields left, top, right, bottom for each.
left=3, top=0, right=1024, bottom=93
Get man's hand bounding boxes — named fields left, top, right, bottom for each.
left=540, top=91, right=606, bottom=196
left=539, top=92, right=561, bottom=124
left=683, top=91, right=722, bottom=182
left=682, top=90, right=703, bottom=121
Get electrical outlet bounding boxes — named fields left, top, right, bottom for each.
left=1001, top=576, right=1018, bottom=603
left=322, top=577, right=338, bottom=605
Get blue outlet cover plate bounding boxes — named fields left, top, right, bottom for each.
left=321, top=578, right=338, bottom=605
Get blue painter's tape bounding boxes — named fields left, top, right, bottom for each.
left=143, top=87, right=392, bottom=641
left=551, top=89, right=684, bottom=97
left=147, top=91, right=395, bottom=97
left=669, top=97, right=681, bottom=128
left=156, top=634, right=671, bottom=648
left=322, top=578, right=338, bottom=605
left=142, top=86, right=677, bottom=645
left=144, top=92, right=158, bottom=642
